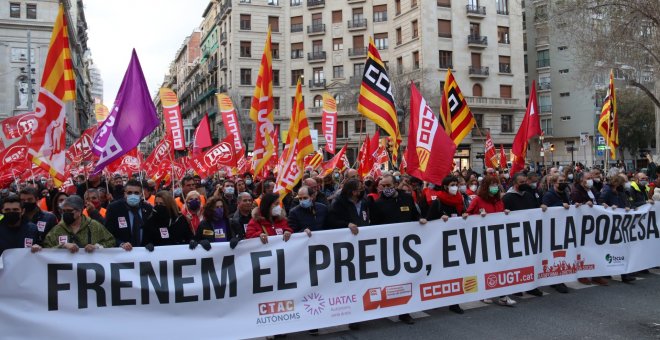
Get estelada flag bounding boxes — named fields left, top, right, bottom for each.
left=510, top=80, right=542, bottom=175
left=405, top=82, right=456, bottom=184
left=439, top=69, right=476, bottom=146
left=597, top=70, right=618, bottom=159
left=26, top=4, right=76, bottom=185
left=357, top=37, right=401, bottom=164
left=249, top=27, right=276, bottom=175
left=484, top=130, right=498, bottom=169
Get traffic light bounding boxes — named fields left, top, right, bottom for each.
left=550, top=144, right=555, bottom=152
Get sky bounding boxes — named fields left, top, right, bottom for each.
left=84, top=0, right=210, bottom=106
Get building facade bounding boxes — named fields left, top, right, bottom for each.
left=154, top=0, right=527, bottom=171
left=0, top=0, right=94, bottom=144
left=88, top=59, right=103, bottom=103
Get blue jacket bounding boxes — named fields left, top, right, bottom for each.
left=542, top=188, right=570, bottom=207
left=288, top=202, right=328, bottom=233
left=0, top=218, right=37, bottom=256
left=598, top=185, right=631, bottom=208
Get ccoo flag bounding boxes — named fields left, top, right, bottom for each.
left=159, top=88, right=186, bottom=150
left=510, top=80, right=542, bottom=175
left=439, top=69, right=476, bottom=146
left=26, top=4, right=76, bottom=185
left=92, top=49, right=159, bottom=175
left=321, top=93, right=337, bottom=154
left=358, top=37, right=401, bottom=163
left=217, top=94, right=243, bottom=153
left=597, top=70, right=618, bottom=159
left=406, top=82, right=456, bottom=185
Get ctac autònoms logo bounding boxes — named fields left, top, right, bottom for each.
left=605, top=254, right=625, bottom=266
left=256, top=299, right=301, bottom=325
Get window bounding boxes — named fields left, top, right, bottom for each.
left=314, top=122, right=322, bottom=131
left=240, top=41, right=251, bottom=57
left=537, top=49, right=550, bottom=67
left=241, top=97, right=252, bottom=109
left=291, top=42, right=303, bottom=58
left=333, top=65, right=344, bottom=78
left=352, top=8, right=364, bottom=21
left=396, top=27, right=402, bottom=45
left=438, top=19, right=451, bottom=38
left=268, top=16, right=279, bottom=32
left=273, top=97, right=280, bottom=111
left=499, top=56, right=511, bottom=73
left=496, top=0, right=508, bottom=15
left=395, top=0, right=401, bottom=15
left=500, top=85, right=512, bottom=98
left=26, top=4, right=36, bottom=19
left=333, top=38, right=343, bottom=51
left=470, top=22, right=480, bottom=36
left=501, top=115, right=513, bottom=133
left=332, top=10, right=342, bottom=24
left=352, top=35, right=364, bottom=52
left=396, top=57, right=403, bottom=74
left=240, top=69, right=252, bottom=85
left=541, top=119, right=552, bottom=135
left=539, top=94, right=552, bottom=112
left=355, top=119, right=366, bottom=133
left=412, top=51, right=420, bottom=70
left=10, top=3, right=20, bottom=18
left=273, top=70, right=280, bottom=86
left=314, top=95, right=323, bottom=107
left=374, top=33, right=388, bottom=49
left=291, top=16, right=303, bottom=32
left=559, top=69, right=569, bottom=74
left=437, top=0, right=451, bottom=7
left=411, top=0, right=418, bottom=8
left=312, top=67, right=324, bottom=82
left=272, top=43, right=280, bottom=59
left=473, top=84, right=483, bottom=97
left=560, top=92, right=570, bottom=97
left=439, top=50, right=452, bottom=69
left=312, top=13, right=322, bottom=26
left=268, top=0, right=279, bottom=5
left=337, top=121, right=348, bottom=139
left=561, top=116, right=571, bottom=121
left=291, top=0, right=301, bottom=5
left=411, top=20, right=419, bottom=38
left=354, top=63, right=364, bottom=78
left=373, top=5, right=387, bottom=22
left=498, top=26, right=510, bottom=44
left=474, top=113, right=483, bottom=127
left=240, top=14, right=251, bottom=30
left=291, top=69, right=304, bottom=85
left=312, top=39, right=323, bottom=53
left=558, top=46, right=568, bottom=51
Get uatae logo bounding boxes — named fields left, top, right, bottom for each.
left=302, top=292, right=325, bottom=316
left=605, top=254, right=625, bottom=266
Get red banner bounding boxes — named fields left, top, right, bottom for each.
left=321, top=93, right=337, bottom=154
left=217, top=94, right=243, bottom=153
left=144, top=136, right=174, bottom=177
left=0, top=136, right=29, bottom=173
left=190, top=134, right=238, bottom=178
left=66, top=126, right=98, bottom=165
left=159, top=88, right=186, bottom=150
left=0, top=112, right=37, bottom=147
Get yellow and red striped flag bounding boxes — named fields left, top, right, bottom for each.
left=440, top=69, right=476, bottom=146
left=357, top=37, right=401, bottom=164
left=597, top=70, right=618, bottom=159
left=274, top=79, right=314, bottom=195
left=249, top=27, right=275, bottom=176
left=27, top=4, right=75, bottom=186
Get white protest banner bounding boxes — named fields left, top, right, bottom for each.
left=1, top=205, right=659, bottom=339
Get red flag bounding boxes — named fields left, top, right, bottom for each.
left=321, top=93, right=337, bottom=154
left=499, top=145, right=507, bottom=170
left=66, top=126, right=98, bottom=165
left=484, top=130, right=498, bottom=168
left=159, top=88, right=187, bottom=150
left=0, top=136, right=29, bottom=173
left=400, top=146, right=408, bottom=173
left=0, top=112, right=37, bottom=148
left=405, top=82, right=456, bottom=184
left=510, top=80, right=542, bottom=175
left=321, top=144, right=347, bottom=176
left=357, top=134, right=371, bottom=177
left=192, top=114, right=212, bottom=155
left=190, top=134, right=238, bottom=178
left=144, top=135, right=174, bottom=177
left=107, top=148, right=140, bottom=174
left=217, top=94, right=243, bottom=153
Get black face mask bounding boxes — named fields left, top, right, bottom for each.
left=114, top=185, right=124, bottom=193
left=518, top=184, right=532, bottom=192
left=23, top=202, right=37, bottom=212
left=152, top=205, right=170, bottom=221
left=364, top=180, right=373, bottom=188
left=62, top=212, right=76, bottom=225
left=3, top=212, right=21, bottom=226
left=558, top=183, right=569, bottom=192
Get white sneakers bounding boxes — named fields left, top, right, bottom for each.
left=498, top=296, right=517, bottom=306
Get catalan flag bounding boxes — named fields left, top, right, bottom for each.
left=249, top=27, right=275, bottom=175
left=597, top=70, right=618, bottom=159
left=274, top=79, right=314, bottom=195
left=27, top=4, right=75, bottom=186
left=440, top=69, right=476, bottom=146
left=357, top=37, right=401, bottom=164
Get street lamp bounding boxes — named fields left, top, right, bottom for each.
left=550, top=144, right=555, bottom=165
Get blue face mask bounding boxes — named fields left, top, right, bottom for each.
left=300, top=199, right=313, bottom=208
left=126, top=194, right=141, bottom=207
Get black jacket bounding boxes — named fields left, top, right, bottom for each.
left=288, top=202, right=328, bottom=233
left=570, top=183, right=599, bottom=204
left=26, top=208, right=58, bottom=246
left=542, top=188, right=571, bottom=207
left=0, top=219, right=37, bottom=256
left=229, top=209, right=250, bottom=239
left=195, top=217, right=232, bottom=243
left=105, top=199, right=153, bottom=246
left=370, top=190, right=419, bottom=225
left=426, top=199, right=459, bottom=221
left=326, top=195, right=369, bottom=229
left=503, top=189, right=540, bottom=211
left=628, top=182, right=649, bottom=208
left=143, top=214, right=192, bottom=246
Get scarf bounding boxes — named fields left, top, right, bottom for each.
left=436, top=191, right=464, bottom=214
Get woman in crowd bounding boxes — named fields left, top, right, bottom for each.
left=51, top=191, right=69, bottom=221
left=142, top=191, right=192, bottom=250
left=195, top=196, right=232, bottom=247
left=181, top=190, right=204, bottom=234
left=246, top=193, right=293, bottom=244
left=541, top=174, right=571, bottom=293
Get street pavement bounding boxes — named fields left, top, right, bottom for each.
left=271, top=270, right=660, bottom=340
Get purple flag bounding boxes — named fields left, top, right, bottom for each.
left=92, top=49, right=159, bottom=174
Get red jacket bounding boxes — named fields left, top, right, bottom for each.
left=246, top=214, right=293, bottom=239
left=466, top=196, right=504, bottom=215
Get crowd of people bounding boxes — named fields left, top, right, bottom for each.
left=0, top=162, right=657, bottom=336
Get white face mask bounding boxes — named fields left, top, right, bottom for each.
left=448, top=185, right=459, bottom=195
left=585, top=179, right=594, bottom=188
left=503, top=174, right=510, bottom=179
left=568, top=174, right=574, bottom=180
left=271, top=206, right=282, bottom=217
left=469, top=185, right=477, bottom=192
left=477, top=177, right=483, bottom=183
left=624, top=182, right=632, bottom=190
left=459, top=185, right=467, bottom=193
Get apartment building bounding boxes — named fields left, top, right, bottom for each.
left=155, top=0, right=526, bottom=170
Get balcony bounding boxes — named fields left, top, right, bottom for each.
left=466, top=4, right=486, bottom=17
left=309, top=79, right=326, bottom=89
left=540, top=105, right=552, bottom=113
left=307, top=51, right=326, bottom=62
left=347, top=18, right=368, bottom=30
left=537, top=82, right=551, bottom=91
left=307, top=0, right=325, bottom=8
left=499, top=63, right=511, bottom=73
left=219, top=58, right=227, bottom=70
left=465, top=96, right=520, bottom=109
left=221, top=1, right=232, bottom=18
left=469, top=66, right=489, bottom=77
left=537, top=59, right=550, bottom=68
left=291, top=23, right=303, bottom=33
left=348, top=47, right=367, bottom=58
left=307, top=23, right=325, bottom=35
left=471, top=127, right=490, bottom=139
left=207, top=58, right=218, bottom=72
left=220, top=32, right=227, bottom=45
left=291, top=50, right=304, bottom=59
left=468, top=35, right=488, bottom=47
